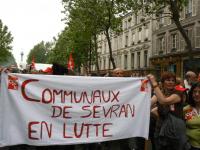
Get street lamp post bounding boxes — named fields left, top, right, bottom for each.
left=20, top=51, right=24, bottom=62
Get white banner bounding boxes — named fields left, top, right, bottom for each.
left=0, top=73, right=151, bottom=147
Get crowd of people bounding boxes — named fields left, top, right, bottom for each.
left=0, top=64, right=200, bottom=150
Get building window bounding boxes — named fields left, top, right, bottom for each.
left=119, top=36, right=122, bottom=49
left=124, top=21, right=128, bottom=29
left=104, top=42, right=106, bottom=53
left=125, top=34, right=128, bottom=47
left=114, top=37, right=118, bottom=50
left=132, top=32, right=135, bottom=45
left=137, top=52, right=140, bottom=68
left=172, top=34, right=177, bottom=49
left=196, top=27, right=200, bottom=48
left=124, top=54, right=128, bottom=69
left=185, top=0, right=192, bottom=18
left=118, top=55, right=121, bottom=68
left=144, top=50, right=148, bottom=67
left=185, top=28, right=193, bottom=44
left=104, top=59, right=106, bottom=69
left=159, top=13, right=164, bottom=27
left=145, top=27, right=149, bottom=39
left=131, top=53, right=134, bottom=69
left=158, top=37, right=165, bottom=54
left=99, top=60, right=102, bottom=69
left=138, top=29, right=142, bottom=42
left=135, top=15, right=138, bottom=25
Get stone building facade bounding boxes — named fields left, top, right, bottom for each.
left=95, top=11, right=154, bottom=76
left=151, top=0, right=200, bottom=77
left=94, top=0, right=200, bottom=77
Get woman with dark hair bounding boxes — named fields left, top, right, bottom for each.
left=147, top=72, right=190, bottom=150
left=184, top=82, right=200, bottom=150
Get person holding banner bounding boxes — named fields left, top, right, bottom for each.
left=102, top=68, right=132, bottom=150
left=147, top=72, right=190, bottom=150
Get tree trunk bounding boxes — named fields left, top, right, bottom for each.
left=93, top=34, right=100, bottom=75
left=88, top=40, right=92, bottom=73
left=105, top=29, right=116, bottom=69
left=170, top=0, right=193, bottom=59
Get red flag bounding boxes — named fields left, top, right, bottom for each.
left=67, top=53, right=74, bottom=70
left=31, top=57, right=36, bottom=70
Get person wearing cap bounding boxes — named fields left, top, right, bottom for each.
left=184, top=82, right=200, bottom=150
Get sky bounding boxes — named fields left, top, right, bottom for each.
left=0, top=0, right=66, bottom=65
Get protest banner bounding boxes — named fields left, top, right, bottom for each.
left=0, top=73, right=151, bottom=146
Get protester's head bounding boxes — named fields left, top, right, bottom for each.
left=198, top=73, right=200, bottom=81
left=185, top=71, right=197, bottom=85
left=52, top=63, right=68, bottom=75
left=188, top=81, right=200, bottom=107
left=176, top=77, right=184, bottom=86
left=161, top=72, right=176, bottom=90
left=112, top=68, right=125, bottom=77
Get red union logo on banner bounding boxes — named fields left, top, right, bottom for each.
left=140, top=79, right=148, bottom=92
left=8, top=75, right=18, bottom=90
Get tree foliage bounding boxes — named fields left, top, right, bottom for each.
left=0, top=19, right=13, bottom=63
left=0, top=51, right=16, bottom=67
left=62, top=0, right=125, bottom=70
left=27, top=41, right=52, bottom=64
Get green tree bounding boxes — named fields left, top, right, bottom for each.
left=27, top=41, right=51, bottom=64
left=47, top=29, right=70, bottom=66
left=0, top=52, right=16, bottom=67
left=0, top=19, right=13, bottom=63
left=62, top=0, right=124, bottom=70
left=65, top=0, right=100, bottom=73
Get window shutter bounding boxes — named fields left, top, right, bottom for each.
left=168, top=35, right=171, bottom=52
left=163, top=37, right=166, bottom=53
left=176, top=34, right=179, bottom=51
left=180, top=34, right=185, bottom=51
left=192, top=0, right=197, bottom=16
left=156, top=38, right=159, bottom=54
left=196, top=27, right=200, bottom=48
left=180, top=8, right=185, bottom=20
left=188, top=29, right=194, bottom=47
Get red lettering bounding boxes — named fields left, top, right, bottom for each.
left=103, top=123, right=112, bottom=137
left=51, top=106, right=62, bottom=118
left=128, top=104, right=135, bottom=117
left=28, top=121, right=52, bottom=140
left=63, top=106, right=72, bottom=119
left=74, top=123, right=84, bottom=138
left=28, top=121, right=39, bottom=140
left=93, top=90, right=101, bottom=103
left=42, top=88, right=52, bottom=104
left=63, top=91, right=73, bottom=103
left=102, top=91, right=111, bottom=102
left=111, top=91, right=120, bottom=102
left=93, top=105, right=101, bottom=118
left=21, top=79, right=40, bottom=102
left=40, top=121, right=52, bottom=139
left=110, top=105, right=120, bottom=117
left=53, top=90, right=63, bottom=103
left=81, top=106, right=92, bottom=118
left=63, top=123, right=73, bottom=138
left=93, top=124, right=101, bottom=137
left=119, top=105, right=127, bottom=117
